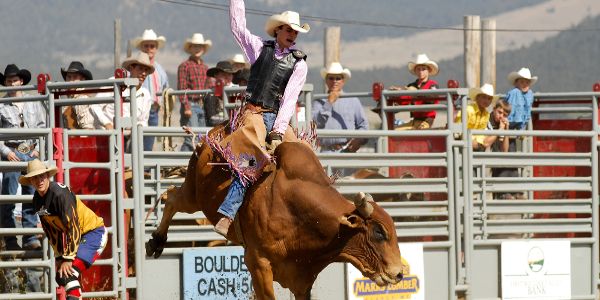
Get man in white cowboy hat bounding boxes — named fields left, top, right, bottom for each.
left=95, top=52, right=154, bottom=134
left=177, top=33, right=212, bottom=151
left=229, top=53, right=249, bottom=72
left=312, top=62, right=368, bottom=162
left=454, top=83, right=499, bottom=149
left=390, top=53, right=440, bottom=130
left=20, top=159, right=107, bottom=300
left=506, top=67, right=538, bottom=131
left=0, top=64, right=46, bottom=253
left=60, top=61, right=100, bottom=130
left=212, top=0, right=310, bottom=236
left=133, top=29, right=169, bottom=151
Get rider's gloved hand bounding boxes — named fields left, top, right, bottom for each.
left=266, top=131, right=283, bottom=154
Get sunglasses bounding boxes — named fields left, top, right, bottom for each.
left=327, top=76, right=344, bottom=81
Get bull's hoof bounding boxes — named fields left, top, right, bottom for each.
left=145, top=232, right=167, bottom=258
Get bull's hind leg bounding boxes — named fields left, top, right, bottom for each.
left=245, top=251, right=276, bottom=300
left=145, top=186, right=178, bottom=258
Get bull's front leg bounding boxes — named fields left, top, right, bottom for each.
left=245, top=250, right=276, bottom=300
left=145, top=186, right=178, bottom=258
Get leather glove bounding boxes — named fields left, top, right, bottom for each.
left=266, top=131, right=283, bottom=154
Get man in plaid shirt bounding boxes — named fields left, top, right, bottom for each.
left=178, top=33, right=212, bottom=151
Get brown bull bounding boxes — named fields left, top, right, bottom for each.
left=146, top=128, right=404, bottom=299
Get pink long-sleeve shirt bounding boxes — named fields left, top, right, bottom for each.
left=230, top=0, right=308, bottom=135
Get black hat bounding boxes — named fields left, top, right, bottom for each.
left=61, top=61, right=93, bottom=81
left=0, top=64, right=31, bottom=86
left=207, top=61, right=236, bottom=78
left=232, top=68, right=250, bottom=85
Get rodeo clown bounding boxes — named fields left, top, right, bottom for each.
left=19, top=159, right=107, bottom=300
left=212, top=0, right=310, bottom=237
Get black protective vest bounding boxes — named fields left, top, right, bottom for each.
left=245, top=40, right=306, bottom=112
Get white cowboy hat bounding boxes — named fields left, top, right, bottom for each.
left=183, top=33, right=212, bottom=54
left=133, top=29, right=166, bottom=50
left=18, top=159, right=58, bottom=186
left=230, top=54, right=247, bottom=65
left=320, top=62, right=351, bottom=80
left=408, top=54, right=439, bottom=76
left=264, top=11, right=310, bottom=37
left=507, top=67, right=538, bottom=86
left=468, top=83, right=499, bottom=101
left=122, top=52, right=155, bottom=74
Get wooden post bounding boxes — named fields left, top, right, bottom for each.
left=324, top=27, right=341, bottom=67
left=481, top=19, right=496, bottom=88
left=464, top=15, right=481, bottom=88
left=127, top=39, right=133, bottom=58
left=114, top=19, right=122, bottom=70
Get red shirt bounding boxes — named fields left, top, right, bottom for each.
left=177, top=57, right=208, bottom=110
left=406, top=78, right=439, bottom=119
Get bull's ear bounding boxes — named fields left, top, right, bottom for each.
left=339, top=214, right=363, bottom=228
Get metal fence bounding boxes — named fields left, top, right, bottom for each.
left=2, top=78, right=600, bottom=299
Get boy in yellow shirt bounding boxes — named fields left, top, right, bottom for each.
left=454, top=83, right=499, bottom=149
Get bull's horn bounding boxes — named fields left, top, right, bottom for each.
left=354, top=192, right=374, bottom=218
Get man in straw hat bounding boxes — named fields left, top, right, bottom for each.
left=95, top=52, right=153, bottom=136
left=19, top=159, right=106, bottom=300
left=313, top=62, right=368, bottom=159
left=211, top=0, right=310, bottom=236
left=133, top=29, right=169, bottom=151
left=0, top=64, right=46, bottom=253
left=454, top=83, right=499, bottom=150
left=390, top=53, right=440, bottom=130
left=178, top=33, right=212, bottom=151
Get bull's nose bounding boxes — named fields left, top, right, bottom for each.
left=396, top=272, right=404, bottom=281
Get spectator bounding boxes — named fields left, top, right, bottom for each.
left=506, top=67, right=537, bottom=131
left=214, top=0, right=309, bottom=237
left=313, top=62, right=368, bottom=150
left=0, top=64, right=45, bottom=292
left=60, top=61, right=100, bottom=129
left=229, top=53, right=249, bottom=72
left=390, top=53, right=439, bottom=130
left=204, top=60, right=237, bottom=126
left=19, top=159, right=106, bottom=300
left=134, top=29, right=169, bottom=151
left=454, top=83, right=498, bottom=149
left=95, top=52, right=154, bottom=148
left=482, top=99, right=511, bottom=152
left=232, top=68, right=250, bottom=86
left=177, top=33, right=212, bottom=152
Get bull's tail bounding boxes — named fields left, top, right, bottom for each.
left=144, top=186, right=174, bottom=222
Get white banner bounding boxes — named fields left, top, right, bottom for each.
left=347, top=243, right=425, bottom=300
left=501, top=240, right=571, bottom=300
left=182, top=246, right=253, bottom=299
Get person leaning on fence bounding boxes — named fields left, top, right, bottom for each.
left=178, top=33, right=212, bottom=152
left=204, top=60, right=238, bottom=126
left=0, top=64, right=46, bottom=252
left=0, top=64, right=46, bottom=293
left=95, top=52, right=154, bottom=149
left=482, top=99, right=511, bottom=152
left=134, top=29, right=169, bottom=151
left=60, top=61, right=102, bottom=130
left=390, top=53, right=439, bottom=130
left=312, top=62, right=368, bottom=171
left=212, top=0, right=309, bottom=237
left=454, top=83, right=498, bottom=150
left=20, top=159, right=107, bottom=300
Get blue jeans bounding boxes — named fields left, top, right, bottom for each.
left=143, top=107, right=159, bottom=151
left=1, top=150, right=39, bottom=248
left=180, top=102, right=206, bottom=152
left=218, top=112, right=276, bottom=219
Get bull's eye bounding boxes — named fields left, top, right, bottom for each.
left=372, top=224, right=387, bottom=241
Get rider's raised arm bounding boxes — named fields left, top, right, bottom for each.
left=272, top=60, right=308, bottom=135
left=230, top=0, right=263, bottom=64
